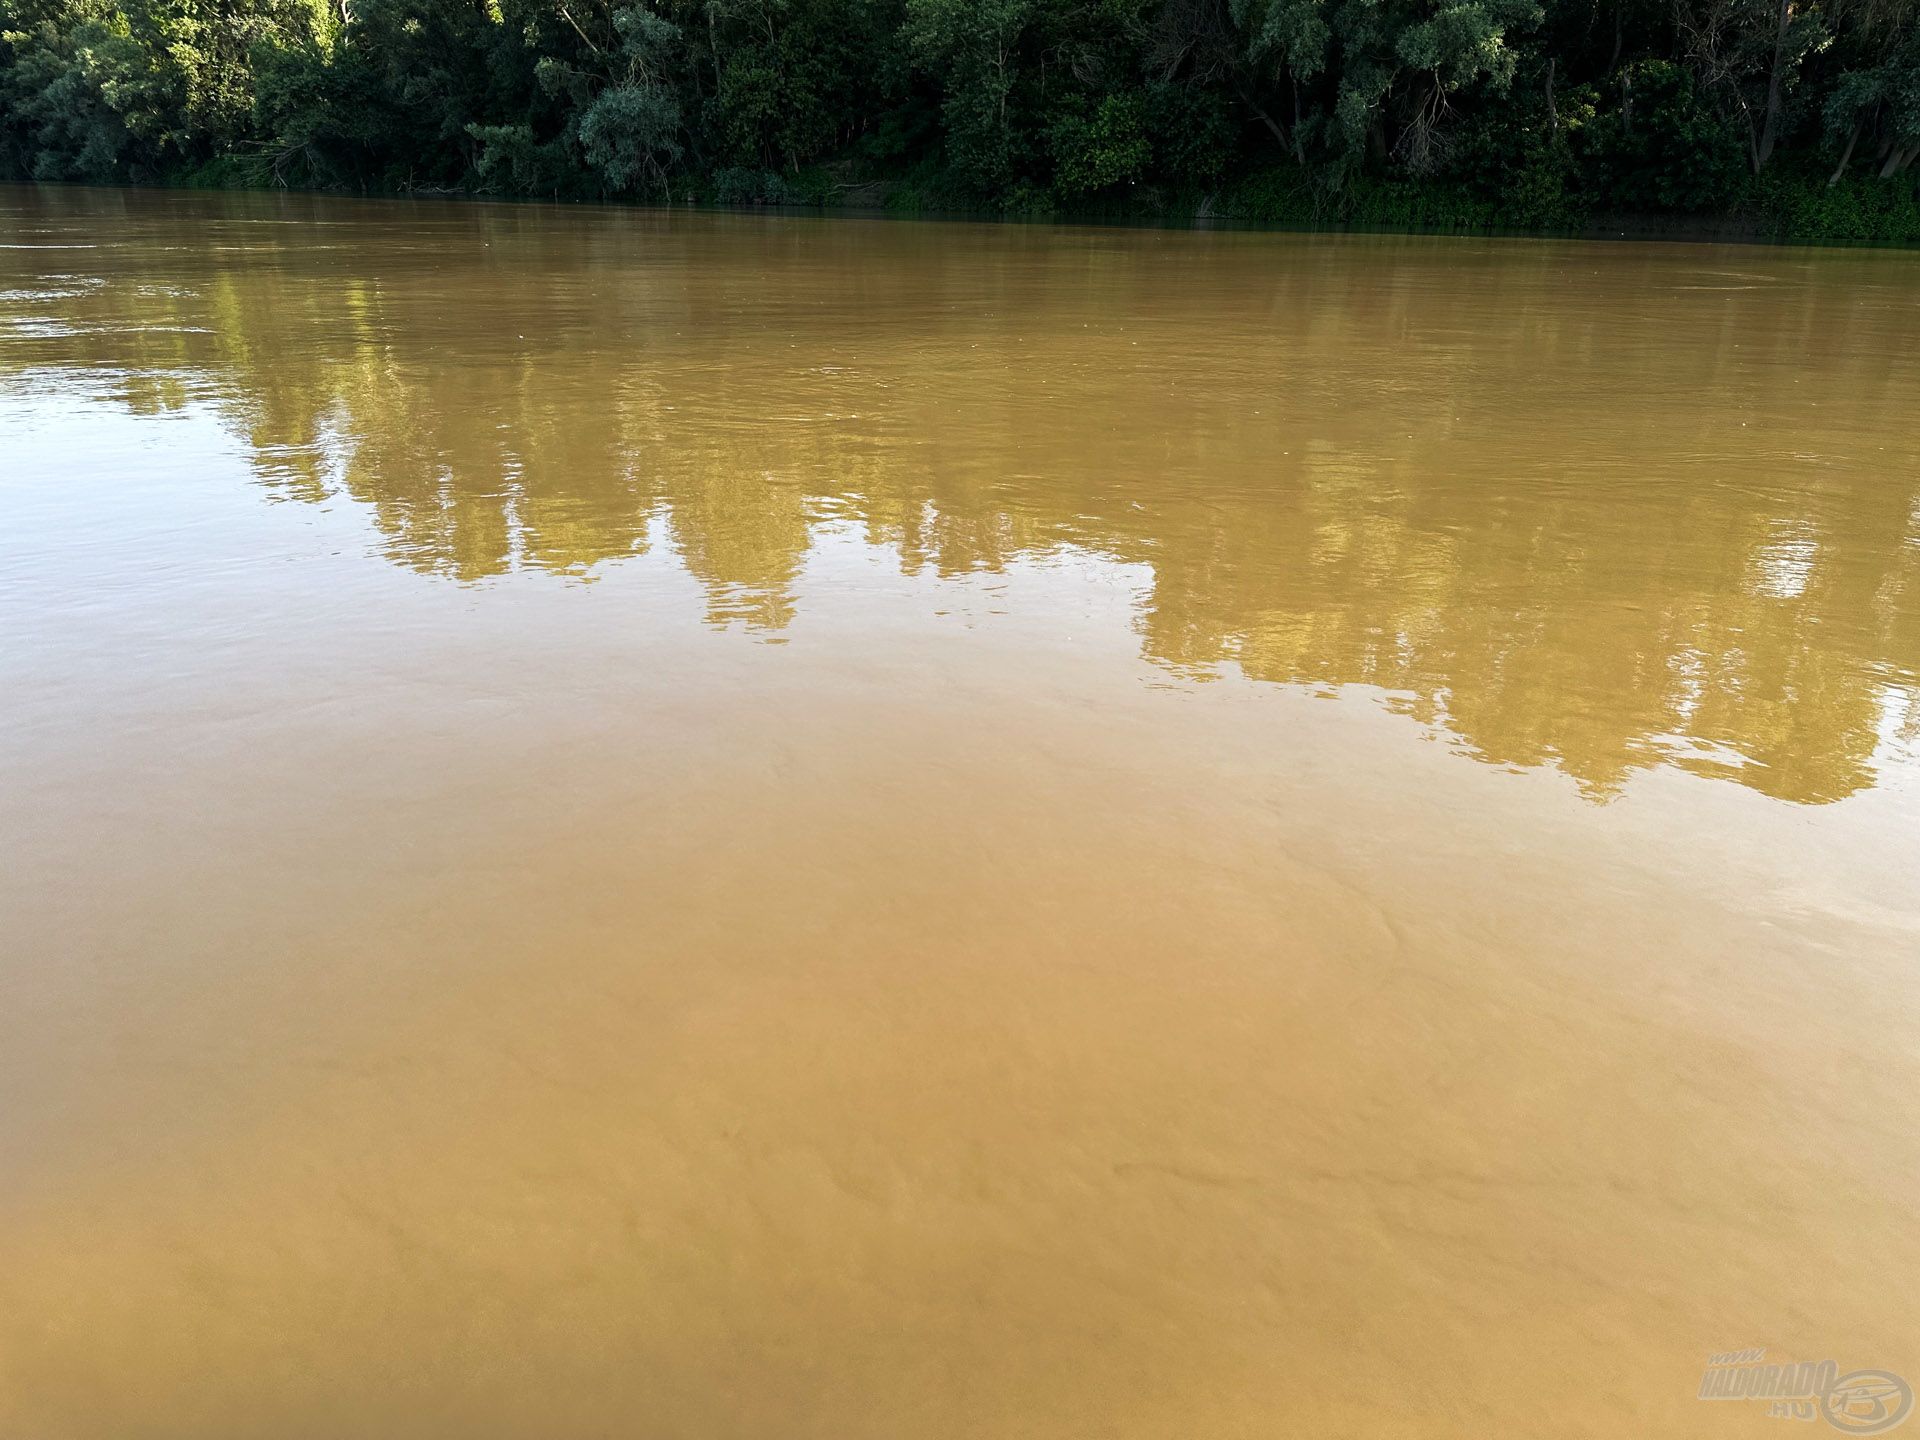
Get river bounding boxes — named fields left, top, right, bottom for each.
left=2, top=185, right=1918, bottom=1438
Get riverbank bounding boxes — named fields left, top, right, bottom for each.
left=12, top=0, right=1920, bottom=253
left=162, top=157, right=1920, bottom=248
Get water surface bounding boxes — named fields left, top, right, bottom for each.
left=3, top=186, right=1918, bottom=1438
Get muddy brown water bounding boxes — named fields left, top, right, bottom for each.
left=2, top=186, right=1918, bottom=1438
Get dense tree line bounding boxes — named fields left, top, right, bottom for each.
left=2, top=0, right=1917, bottom=235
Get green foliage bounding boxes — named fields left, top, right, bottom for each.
left=1238, top=0, right=1543, bottom=174
left=1758, top=161, right=1920, bottom=234
left=0, top=0, right=1914, bottom=240
left=1673, top=0, right=1830, bottom=170
left=709, top=164, right=792, bottom=203
left=468, top=121, right=571, bottom=193
left=707, top=0, right=904, bottom=169
left=1143, top=79, right=1238, bottom=185
left=1, top=0, right=178, bottom=179
left=1452, top=59, right=1593, bottom=228
left=903, top=0, right=1030, bottom=196
left=578, top=78, right=680, bottom=192
left=1822, top=25, right=1920, bottom=179
left=1581, top=58, right=1748, bottom=209
left=1049, top=91, right=1149, bottom=196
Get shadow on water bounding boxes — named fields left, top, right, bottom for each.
left=4, top=183, right=1919, bottom=805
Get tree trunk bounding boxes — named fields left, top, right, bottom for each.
left=1828, top=122, right=1860, bottom=186
left=1237, top=82, right=1290, bottom=152
left=1752, top=0, right=1793, bottom=173
left=1291, top=70, right=1306, bottom=165
left=1881, top=142, right=1919, bottom=178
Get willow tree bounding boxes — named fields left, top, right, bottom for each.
left=1233, top=0, right=1541, bottom=173
left=1823, top=0, right=1920, bottom=178
left=1674, top=0, right=1830, bottom=170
